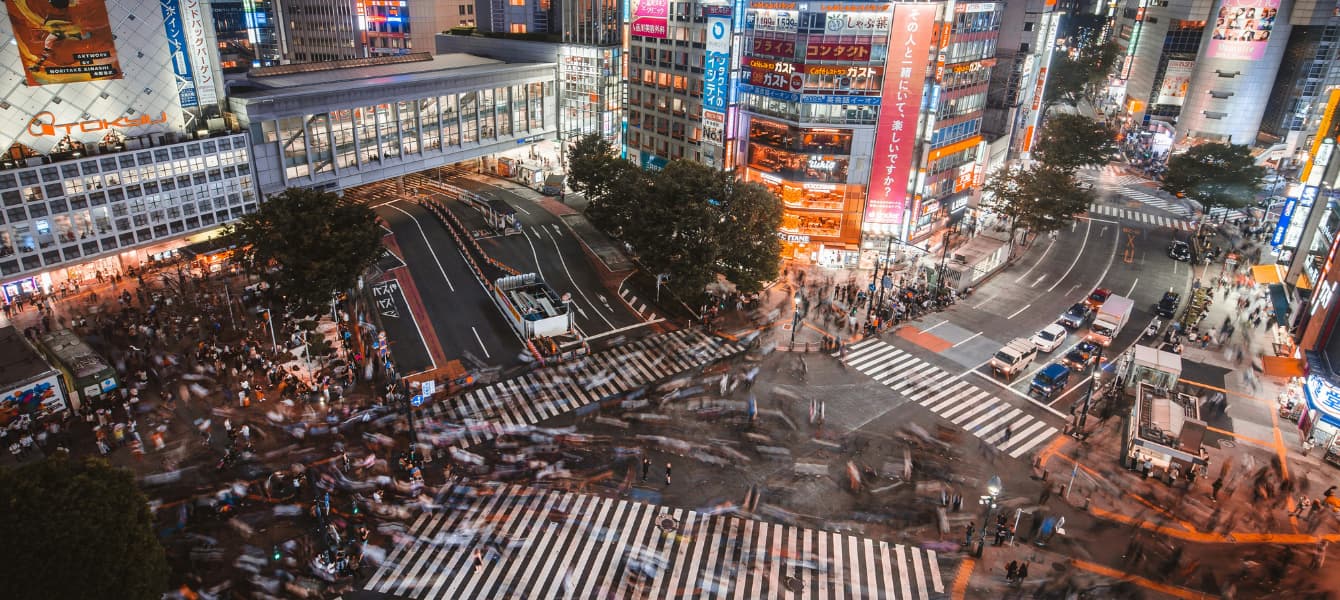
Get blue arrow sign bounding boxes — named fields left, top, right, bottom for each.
left=410, top=394, right=424, bottom=407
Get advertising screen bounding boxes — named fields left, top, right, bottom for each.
left=864, top=4, right=934, bottom=226
left=6, top=0, right=123, bottom=85
left=631, top=0, right=669, bottom=39
left=1155, top=60, right=1195, bottom=106
left=1208, top=0, right=1280, bottom=61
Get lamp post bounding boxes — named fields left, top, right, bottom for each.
left=976, top=475, right=1002, bottom=558
left=790, top=290, right=806, bottom=345
left=1073, top=343, right=1104, bottom=438
left=872, top=234, right=896, bottom=320
left=936, top=228, right=953, bottom=303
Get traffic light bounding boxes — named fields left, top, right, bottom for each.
left=272, top=545, right=282, bottom=561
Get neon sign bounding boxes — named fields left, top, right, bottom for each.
left=27, top=111, right=170, bottom=137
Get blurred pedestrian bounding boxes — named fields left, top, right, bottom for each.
left=641, top=457, right=650, bottom=482
left=665, top=462, right=672, bottom=486
left=1006, top=560, right=1018, bottom=583
left=1211, top=477, right=1223, bottom=501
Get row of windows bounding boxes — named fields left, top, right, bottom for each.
left=631, top=68, right=698, bottom=95
left=930, top=118, right=981, bottom=148
left=937, top=91, right=987, bottom=120
left=627, top=93, right=701, bottom=121
left=741, top=94, right=878, bottom=125
left=265, top=83, right=551, bottom=181
left=943, top=38, right=998, bottom=64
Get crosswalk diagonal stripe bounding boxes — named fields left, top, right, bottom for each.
left=920, top=381, right=973, bottom=410
left=1008, top=426, right=1058, bottom=458
left=947, top=398, right=998, bottom=424
left=847, top=343, right=901, bottom=369
left=895, top=543, right=912, bottom=600
left=977, top=409, right=1027, bottom=442
left=961, top=403, right=1010, bottom=433
left=998, top=420, right=1049, bottom=454
left=912, top=545, right=929, bottom=600
left=934, top=390, right=992, bottom=417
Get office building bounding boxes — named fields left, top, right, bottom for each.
left=625, top=0, right=720, bottom=168
left=984, top=0, right=1061, bottom=160
left=476, top=0, right=560, bottom=34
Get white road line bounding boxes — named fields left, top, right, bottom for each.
left=471, top=326, right=491, bottom=358
left=1046, top=218, right=1091, bottom=292
left=521, top=229, right=546, bottom=279
left=546, top=229, right=616, bottom=330
left=952, top=332, right=982, bottom=348
left=1013, top=237, right=1056, bottom=283
left=921, top=319, right=949, bottom=333
left=1007, top=304, right=1031, bottom=319
left=1127, top=278, right=1139, bottom=298
left=385, top=203, right=456, bottom=292
left=969, top=370, right=1069, bottom=419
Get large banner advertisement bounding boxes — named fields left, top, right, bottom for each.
left=1155, top=59, right=1194, bottom=106
left=182, top=0, right=218, bottom=105
left=1208, top=0, right=1280, bottom=60
left=159, top=0, right=198, bottom=108
left=702, top=13, right=731, bottom=116
left=631, top=0, right=669, bottom=39
left=864, top=3, right=934, bottom=226
left=6, top=0, right=123, bottom=85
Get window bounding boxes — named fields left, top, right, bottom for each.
left=510, top=23, right=527, bottom=33
left=509, top=0, right=525, bottom=4
left=1023, top=22, right=1034, bottom=31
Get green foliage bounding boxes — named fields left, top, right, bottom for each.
left=984, top=164, right=1095, bottom=241
left=227, top=187, right=383, bottom=318
left=1160, top=143, right=1265, bottom=218
left=1044, top=40, right=1121, bottom=109
left=1033, top=114, right=1118, bottom=172
left=582, top=158, right=782, bottom=298
left=565, top=133, right=619, bottom=201
left=0, top=456, right=168, bottom=600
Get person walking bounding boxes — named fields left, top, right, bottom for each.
left=641, top=457, right=650, bottom=482
left=1005, top=560, right=1018, bottom=583
left=964, top=523, right=975, bottom=545
left=1211, top=477, right=1223, bottom=501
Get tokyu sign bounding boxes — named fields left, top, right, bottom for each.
left=27, top=111, right=171, bottom=137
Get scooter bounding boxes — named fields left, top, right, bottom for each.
left=1142, top=319, right=1161, bottom=341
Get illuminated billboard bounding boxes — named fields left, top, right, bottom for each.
left=1208, top=0, right=1280, bottom=61
left=6, top=0, right=123, bottom=85
left=1155, top=59, right=1194, bottom=106
left=631, top=0, right=669, bottom=39
left=703, top=13, right=731, bottom=115
left=159, top=0, right=198, bottom=108
left=864, top=4, right=934, bottom=226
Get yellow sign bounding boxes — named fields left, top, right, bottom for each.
left=27, top=110, right=169, bottom=137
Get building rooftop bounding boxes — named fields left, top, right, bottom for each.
left=231, top=53, right=538, bottom=100
left=0, top=326, right=56, bottom=387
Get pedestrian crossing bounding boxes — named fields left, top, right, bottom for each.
left=418, top=329, right=743, bottom=448
left=1076, top=166, right=1148, bottom=188
left=1086, top=203, right=1194, bottom=230
left=1079, top=167, right=1251, bottom=223
left=842, top=339, right=1057, bottom=459
left=364, top=483, right=949, bottom=599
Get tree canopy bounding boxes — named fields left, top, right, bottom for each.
left=1044, top=39, right=1120, bottom=110
left=1159, top=143, right=1266, bottom=218
left=1033, top=114, right=1118, bottom=172
left=984, top=164, right=1095, bottom=242
left=227, top=187, right=384, bottom=317
left=583, top=159, right=783, bottom=298
left=565, top=133, right=619, bottom=201
left=0, top=456, right=168, bottom=600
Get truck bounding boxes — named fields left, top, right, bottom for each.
left=989, top=338, right=1039, bottom=380
left=1086, top=294, right=1134, bottom=347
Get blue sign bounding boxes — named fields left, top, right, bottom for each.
left=159, top=0, right=198, bottom=108
left=738, top=83, right=799, bottom=103
left=640, top=153, right=668, bottom=171
left=882, top=275, right=893, bottom=289
left=868, top=282, right=876, bottom=293
left=410, top=394, right=425, bottom=407
left=703, top=52, right=730, bottom=113
left=801, top=94, right=882, bottom=106
left=1271, top=196, right=1298, bottom=247
left=1306, top=372, right=1340, bottom=427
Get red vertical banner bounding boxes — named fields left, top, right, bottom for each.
left=864, top=4, right=935, bottom=226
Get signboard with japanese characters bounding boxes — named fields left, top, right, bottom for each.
left=752, top=38, right=797, bottom=59
left=703, top=13, right=732, bottom=117
left=182, top=0, right=218, bottom=105
left=746, top=8, right=799, bottom=33
left=864, top=4, right=934, bottom=226
left=804, top=42, right=871, bottom=61
left=823, top=11, right=891, bottom=35
left=159, top=0, right=198, bottom=108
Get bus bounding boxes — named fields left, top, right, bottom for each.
left=37, top=328, right=119, bottom=408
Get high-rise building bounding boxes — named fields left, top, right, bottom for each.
left=276, top=0, right=363, bottom=62
left=731, top=1, right=1001, bottom=266
left=476, top=0, right=559, bottom=34
left=556, top=0, right=620, bottom=143
left=1260, top=5, right=1340, bottom=159
left=0, top=0, right=252, bottom=298
left=624, top=0, right=720, bottom=168
left=984, top=0, right=1061, bottom=160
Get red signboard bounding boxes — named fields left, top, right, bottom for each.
left=864, top=5, right=934, bottom=226
left=749, top=70, right=805, bottom=91
left=804, top=42, right=871, bottom=61
left=752, top=38, right=797, bottom=59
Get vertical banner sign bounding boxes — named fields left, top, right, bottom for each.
left=182, top=0, right=219, bottom=105
left=1155, top=59, right=1195, bottom=106
left=864, top=4, right=934, bottom=226
left=6, top=0, right=123, bottom=85
left=631, top=0, right=669, bottom=39
left=702, top=9, right=732, bottom=146
left=160, top=0, right=198, bottom=108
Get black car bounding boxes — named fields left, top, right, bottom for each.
left=1168, top=240, right=1191, bottom=262
left=1059, top=303, right=1094, bottom=329
left=1061, top=341, right=1101, bottom=370
left=1154, top=291, right=1180, bottom=318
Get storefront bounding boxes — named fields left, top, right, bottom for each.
left=1301, top=352, right=1340, bottom=467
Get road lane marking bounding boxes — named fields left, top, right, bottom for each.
left=385, top=204, right=456, bottom=292
left=1046, top=218, right=1091, bottom=292
left=1126, top=278, right=1138, bottom=298
left=920, top=319, right=948, bottom=333
left=1007, top=304, right=1030, bottom=319
left=968, top=370, right=1069, bottom=419
left=951, top=331, right=982, bottom=348
left=545, top=229, right=616, bottom=330
left=1014, top=237, right=1056, bottom=282
left=471, top=326, right=491, bottom=358
left=521, top=229, right=547, bottom=279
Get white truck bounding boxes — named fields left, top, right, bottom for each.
left=1087, top=294, right=1133, bottom=347
left=990, top=338, right=1039, bottom=380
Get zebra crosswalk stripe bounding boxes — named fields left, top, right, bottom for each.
left=843, top=339, right=1058, bottom=459
left=365, top=485, right=949, bottom=599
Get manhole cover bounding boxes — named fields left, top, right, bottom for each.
left=658, top=517, right=679, bottom=531
left=1219, top=440, right=1236, bottom=449
left=783, top=576, right=804, bottom=592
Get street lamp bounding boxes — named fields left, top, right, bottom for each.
left=790, top=290, right=807, bottom=345
left=871, top=235, right=896, bottom=322
left=1073, top=343, right=1104, bottom=438
left=976, top=475, right=1002, bottom=558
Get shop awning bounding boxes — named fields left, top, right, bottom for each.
left=1297, top=273, right=1313, bottom=290
left=1263, top=356, right=1306, bottom=378
left=1252, top=264, right=1286, bottom=285
left=1269, top=283, right=1292, bottom=326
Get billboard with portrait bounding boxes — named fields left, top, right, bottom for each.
left=5, top=0, right=123, bottom=85
left=1208, top=0, right=1280, bottom=61
left=1155, top=59, right=1195, bottom=106
left=631, top=0, right=669, bottom=39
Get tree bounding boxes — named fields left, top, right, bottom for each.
left=1033, top=114, right=1118, bottom=172
left=590, top=160, right=782, bottom=299
left=1159, top=143, right=1265, bottom=219
left=0, top=456, right=168, bottom=599
left=565, top=133, right=619, bottom=201
left=1044, top=56, right=1089, bottom=109
left=227, top=188, right=383, bottom=317
left=984, top=165, right=1095, bottom=244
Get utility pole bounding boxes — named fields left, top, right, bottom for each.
left=1074, top=343, right=1103, bottom=437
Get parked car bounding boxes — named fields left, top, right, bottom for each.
left=1168, top=240, right=1192, bottom=262
left=1084, top=288, right=1113, bottom=310
left=1153, top=291, right=1181, bottom=318
left=1061, top=340, right=1100, bottom=371
left=1030, top=324, right=1069, bottom=353
left=1058, top=303, right=1095, bottom=329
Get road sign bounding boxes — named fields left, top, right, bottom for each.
left=868, top=282, right=876, bottom=293
left=410, top=394, right=424, bottom=408
left=882, top=275, right=893, bottom=289
left=421, top=380, right=436, bottom=397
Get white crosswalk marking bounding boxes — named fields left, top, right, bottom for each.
left=418, top=329, right=743, bottom=449
left=365, top=484, right=950, bottom=598
left=1087, top=201, right=1196, bottom=231
left=840, top=338, right=1058, bottom=458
